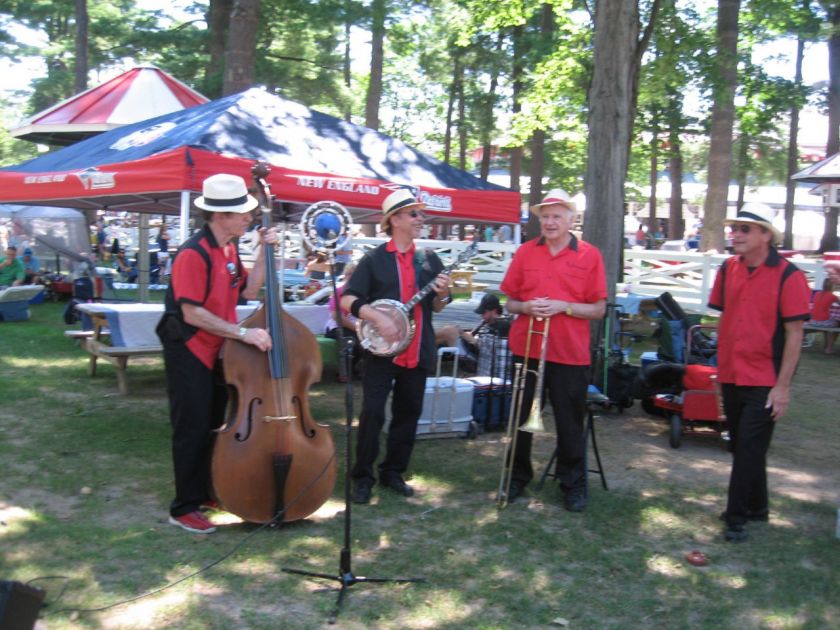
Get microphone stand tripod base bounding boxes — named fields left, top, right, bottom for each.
left=281, top=294, right=424, bottom=624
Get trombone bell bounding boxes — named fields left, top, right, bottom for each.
left=520, top=405, right=545, bottom=433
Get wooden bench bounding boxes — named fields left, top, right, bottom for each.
left=803, top=323, right=840, bottom=351
left=82, top=338, right=162, bottom=395
left=64, top=329, right=110, bottom=341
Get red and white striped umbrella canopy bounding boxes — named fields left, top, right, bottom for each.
left=10, top=66, right=208, bottom=147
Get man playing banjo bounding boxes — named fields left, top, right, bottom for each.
left=340, top=188, right=451, bottom=504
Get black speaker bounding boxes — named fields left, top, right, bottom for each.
left=0, top=580, right=45, bottom=630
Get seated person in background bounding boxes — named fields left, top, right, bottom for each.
left=435, top=293, right=511, bottom=373
left=810, top=278, right=839, bottom=354
left=635, top=225, right=646, bottom=246
left=324, top=262, right=362, bottom=381
left=114, top=248, right=138, bottom=283
left=826, top=261, right=840, bottom=285
left=0, top=245, right=25, bottom=287
left=20, top=248, right=41, bottom=284
left=304, top=252, right=330, bottom=280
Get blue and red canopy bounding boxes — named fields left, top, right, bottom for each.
left=0, top=88, right=519, bottom=225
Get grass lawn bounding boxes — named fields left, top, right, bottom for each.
left=1, top=301, right=838, bottom=629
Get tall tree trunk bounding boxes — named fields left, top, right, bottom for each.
left=222, top=0, right=259, bottom=95
left=508, top=26, right=524, bottom=194
left=443, top=57, right=461, bottom=165
left=525, top=129, right=546, bottom=240
left=784, top=33, right=805, bottom=249
left=700, top=0, right=740, bottom=253
left=343, top=12, right=352, bottom=122
left=822, top=5, right=840, bottom=251
left=649, top=113, right=659, bottom=230
left=74, top=0, right=88, bottom=93
left=666, top=86, right=685, bottom=240
left=736, top=134, right=748, bottom=209
left=583, top=2, right=641, bottom=298
left=479, top=34, right=503, bottom=181
left=365, top=0, right=386, bottom=129
left=524, top=4, right=554, bottom=241
left=668, top=133, right=684, bottom=240
left=458, top=68, right=467, bottom=170
left=206, top=0, right=232, bottom=98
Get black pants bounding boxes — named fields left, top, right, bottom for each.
left=352, top=355, right=427, bottom=483
left=511, top=357, right=589, bottom=492
left=721, top=384, right=775, bottom=525
left=163, top=343, right=227, bottom=517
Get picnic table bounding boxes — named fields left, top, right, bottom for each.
left=71, top=302, right=329, bottom=394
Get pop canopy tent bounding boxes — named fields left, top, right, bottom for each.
left=0, top=205, right=90, bottom=272
left=9, top=66, right=209, bottom=147
left=0, top=88, right=520, bottom=227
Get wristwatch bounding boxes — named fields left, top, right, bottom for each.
left=565, top=304, right=573, bottom=317
left=238, top=326, right=248, bottom=338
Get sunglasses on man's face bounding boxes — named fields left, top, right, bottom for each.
left=728, top=224, right=754, bottom=234
left=401, top=209, right=425, bottom=219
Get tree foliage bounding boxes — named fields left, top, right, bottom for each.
left=0, top=0, right=837, bottom=252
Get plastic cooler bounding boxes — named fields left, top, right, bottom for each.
left=416, top=376, right=475, bottom=436
left=467, top=376, right=511, bottom=431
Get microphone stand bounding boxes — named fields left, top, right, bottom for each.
left=282, top=249, right=425, bottom=625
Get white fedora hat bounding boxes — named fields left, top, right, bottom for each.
left=530, top=188, right=576, bottom=214
left=380, top=188, right=426, bottom=231
left=194, top=173, right=259, bottom=214
left=724, top=202, right=781, bottom=245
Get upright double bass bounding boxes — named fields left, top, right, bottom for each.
left=211, top=163, right=337, bottom=524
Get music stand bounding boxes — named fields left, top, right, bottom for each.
left=282, top=211, right=424, bottom=624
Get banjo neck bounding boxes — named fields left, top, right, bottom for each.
left=403, top=242, right=478, bottom=315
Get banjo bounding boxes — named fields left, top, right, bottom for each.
left=357, top=242, right=479, bottom=357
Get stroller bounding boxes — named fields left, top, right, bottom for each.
left=638, top=293, right=725, bottom=448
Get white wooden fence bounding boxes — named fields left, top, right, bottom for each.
left=346, top=238, right=831, bottom=313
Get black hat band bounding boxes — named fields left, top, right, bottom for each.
left=203, top=195, right=249, bottom=208
left=386, top=197, right=420, bottom=214
left=736, top=210, right=767, bottom=223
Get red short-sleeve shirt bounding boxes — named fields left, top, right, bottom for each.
left=708, top=249, right=810, bottom=386
left=500, top=236, right=607, bottom=366
left=171, top=226, right=247, bottom=369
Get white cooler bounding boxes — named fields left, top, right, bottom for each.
left=416, top=376, right=475, bottom=437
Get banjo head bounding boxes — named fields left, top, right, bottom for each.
left=356, top=299, right=415, bottom=357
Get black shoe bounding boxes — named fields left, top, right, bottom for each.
left=719, top=510, right=769, bottom=523
left=563, top=490, right=587, bottom=513
left=353, top=479, right=373, bottom=504
left=724, top=523, right=748, bottom=542
left=380, top=475, right=414, bottom=497
left=504, top=480, right=526, bottom=503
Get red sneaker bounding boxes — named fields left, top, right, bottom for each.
left=169, top=511, right=216, bottom=534
left=200, top=499, right=221, bottom=511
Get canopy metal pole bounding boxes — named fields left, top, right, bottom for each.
left=179, top=191, right=190, bottom=244
left=138, top=213, right=150, bottom=303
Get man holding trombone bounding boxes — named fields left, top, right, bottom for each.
left=498, top=189, right=607, bottom=511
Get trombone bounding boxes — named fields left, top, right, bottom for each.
left=497, top=316, right=551, bottom=508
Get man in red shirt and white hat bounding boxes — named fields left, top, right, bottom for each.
left=709, top=202, right=810, bottom=542
left=499, top=188, right=607, bottom=511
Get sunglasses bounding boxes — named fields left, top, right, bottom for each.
left=728, top=224, right=754, bottom=234
left=400, top=209, right=424, bottom=219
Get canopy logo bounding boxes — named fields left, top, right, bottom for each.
left=380, top=184, right=453, bottom=212
left=109, top=122, right=176, bottom=151
left=418, top=190, right=453, bottom=212
left=76, top=168, right=116, bottom=190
